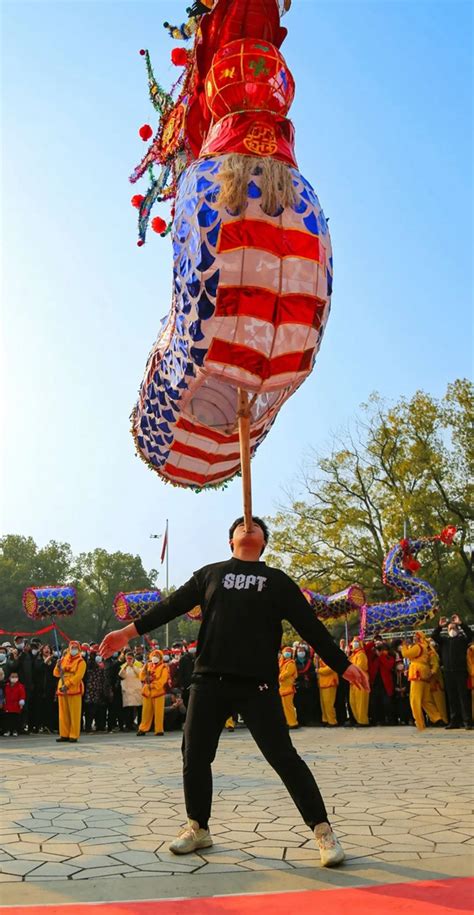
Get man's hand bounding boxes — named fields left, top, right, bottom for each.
left=343, top=664, right=370, bottom=691
left=99, top=626, right=135, bottom=660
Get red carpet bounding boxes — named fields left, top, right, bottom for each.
left=1, top=878, right=473, bottom=914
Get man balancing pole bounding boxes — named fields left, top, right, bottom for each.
left=99, top=516, right=369, bottom=867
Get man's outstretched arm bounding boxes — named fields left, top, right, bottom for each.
left=283, top=577, right=370, bottom=691
left=99, top=577, right=199, bottom=658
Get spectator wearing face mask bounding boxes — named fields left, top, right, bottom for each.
left=4, top=671, right=26, bottom=736
left=164, top=690, right=187, bottom=732
left=0, top=644, right=13, bottom=682
left=348, top=638, right=370, bottom=726
left=317, top=658, right=338, bottom=727
left=38, top=645, right=58, bottom=733
left=83, top=650, right=108, bottom=732
left=119, top=651, right=143, bottom=731
left=294, top=644, right=320, bottom=726
left=53, top=640, right=87, bottom=742
left=10, top=637, right=33, bottom=732
left=168, top=647, right=182, bottom=691
left=366, top=640, right=395, bottom=726
left=279, top=647, right=298, bottom=729
left=431, top=615, right=473, bottom=730
left=29, top=640, right=44, bottom=733
left=137, top=649, right=169, bottom=736
left=104, top=651, right=124, bottom=732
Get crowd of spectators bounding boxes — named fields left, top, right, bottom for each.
left=0, top=613, right=472, bottom=738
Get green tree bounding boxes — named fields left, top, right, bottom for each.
left=0, top=535, right=74, bottom=632
left=266, top=379, right=474, bottom=628
left=74, top=549, right=158, bottom=643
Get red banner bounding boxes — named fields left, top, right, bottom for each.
left=0, top=623, right=72, bottom=641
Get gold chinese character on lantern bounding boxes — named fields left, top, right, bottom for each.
left=243, top=123, right=278, bottom=156
left=161, top=104, right=185, bottom=158
left=219, top=67, right=236, bottom=80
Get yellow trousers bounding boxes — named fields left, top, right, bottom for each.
left=431, top=688, right=448, bottom=724
left=139, top=695, right=165, bottom=734
left=225, top=716, right=235, bottom=730
left=320, top=687, right=337, bottom=726
left=58, top=694, right=82, bottom=740
left=350, top=686, right=369, bottom=725
left=281, top=693, right=298, bottom=727
left=409, top=680, right=442, bottom=730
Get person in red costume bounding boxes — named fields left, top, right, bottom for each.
left=4, top=672, right=26, bottom=737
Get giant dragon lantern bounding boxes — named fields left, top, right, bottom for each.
left=129, top=0, right=332, bottom=524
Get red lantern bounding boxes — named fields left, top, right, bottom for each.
left=151, top=216, right=167, bottom=234
left=139, top=124, right=153, bottom=141
left=205, top=38, right=295, bottom=121
left=171, top=47, right=188, bottom=67
left=131, top=194, right=144, bottom=209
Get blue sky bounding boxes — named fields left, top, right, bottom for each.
left=1, top=1, right=472, bottom=589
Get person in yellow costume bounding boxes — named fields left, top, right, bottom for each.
left=137, top=649, right=169, bottom=736
left=317, top=658, right=338, bottom=726
left=428, top=640, right=448, bottom=724
left=53, top=640, right=86, bottom=742
left=401, top=632, right=444, bottom=730
left=348, top=638, right=369, bottom=725
left=279, top=647, right=298, bottom=728
left=467, top=642, right=474, bottom=720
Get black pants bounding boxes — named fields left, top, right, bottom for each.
left=182, top=676, right=329, bottom=831
left=84, top=702, right=106, bottom=732
left=122, top=706, right=141, bottom=730
left=444, top=670, right=471, bottom=725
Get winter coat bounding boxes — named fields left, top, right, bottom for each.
left=140, top=662, right=169, bottom=699
left=366, top=644, right=395, bottom=697
left=83, top=663, right=108, bottom=704
left=4, top=681, right=26, bottom=713
left=119, top=662, right=143, bottom=707
left=431, top=623, right=472, bottom=673
left=54, top=653, right=86, bottom=697
left=10, top=651, right=33, bottom=692
left=295, top=655, right=317, bottom=691
left=278, top=658, right=297, bottom=697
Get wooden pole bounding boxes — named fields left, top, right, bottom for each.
left=237, top=388, right=252, bottom=532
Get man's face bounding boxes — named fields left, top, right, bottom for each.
left=230, top=521, right=266, bottom=555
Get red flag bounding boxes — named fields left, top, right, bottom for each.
left=161, top=522, right=168, bottom=564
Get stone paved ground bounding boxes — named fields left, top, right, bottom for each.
left=0, top=726, right=473, bottom=888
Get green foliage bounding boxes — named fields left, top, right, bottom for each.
left=267, top=379, right=474, bottom=629
left=0, top=537, right=157, bottom=642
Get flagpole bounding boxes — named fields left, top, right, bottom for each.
left=165, top=519, right=169, bottom=648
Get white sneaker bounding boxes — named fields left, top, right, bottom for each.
left=314, top=823, right=345, bottom=866
left=169, top=819, right=213, bottom=855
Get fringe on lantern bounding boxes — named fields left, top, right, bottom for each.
left=217, top=155, right=297, bottom=216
